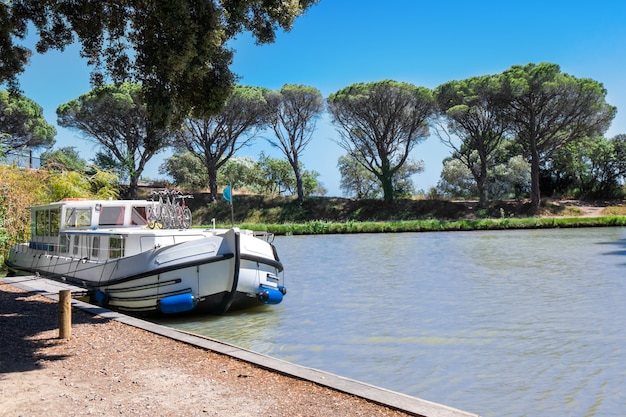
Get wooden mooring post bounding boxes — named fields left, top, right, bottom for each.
left=58, top=290, right=72, bottom=339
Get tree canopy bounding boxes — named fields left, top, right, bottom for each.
left=338, top=153, right=422, bottom=199
left=0, top=0, right=318, bottom=128
left=0, top=90, right=56, bottom=152
left=434, top=74, right=508, bottom=207
left=176, top=85, right=270, bottom=199
left=546, top=134, right=626, bottom=199
left=159, top=150, right=209, bottom=191
left=437, top=152, right=530, bottom=200
left=499, top=63, right=616, bottom=210
left=57, top=82, right=172, bottom=198
left=265, top=84, right=324, bottom=203
left=161, top=151, right=323, bottom=197
left=337, top=154, right=380, bottom=199
left=327, top=80, right=435, bottom=202
left=40, top=146, right=87, bottom=172
left=253, top=152, right=323, bottom=197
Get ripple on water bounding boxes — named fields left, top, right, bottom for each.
left=158, top=228, right=626, bottom=417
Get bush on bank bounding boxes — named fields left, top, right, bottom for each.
left=0, top=165, right=118, bottom=265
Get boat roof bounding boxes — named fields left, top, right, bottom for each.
left=30, top=198, right=151, bottom=209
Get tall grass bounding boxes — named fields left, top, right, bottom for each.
left=229, top=215, right=626, bottom=235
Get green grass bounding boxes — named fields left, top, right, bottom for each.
left=202, top=215, right=626, bottom=235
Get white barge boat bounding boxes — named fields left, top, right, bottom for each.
left=5, top=198, right=285, bottom=315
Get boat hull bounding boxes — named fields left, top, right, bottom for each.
left=7, top=229, right=284, bottom=315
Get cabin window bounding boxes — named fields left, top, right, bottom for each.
left=73, top=235, right=80, bottom=255
left=65, top=208, right=92, bottom=228
left=35, top=210, right=49, bottom=236
left=109, top=236, right=124, bottom=259
left=50, top=209, right=60, bottom=235
left=92, top=236, right=100, bottom=258
left=99, top=206, right=125, bottom=226
left=59, top=234, right=70, bottom=254
left=131, top=206, right=148, bottom=225
left=35, top=208, right=61, bottom=236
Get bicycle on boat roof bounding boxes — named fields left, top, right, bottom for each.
left=146, top=190, right=193, bottom=229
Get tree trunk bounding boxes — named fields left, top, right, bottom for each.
left=477, top=157, right=489, bottom=208
left=530, top=141, right=542, bottom=212
left=476, top=175, right=488, bottom=208
left=208, top=165, right=219, bottom=202
left=290, top=154, right=305, bottom=203
left=128, top=173, right=139, bottom=199
left=295, top=169, right=304, bottom=203
left=381, top=171, right=394, bottom=202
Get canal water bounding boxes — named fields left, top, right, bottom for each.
left=157, top=227, right=626, bottom=417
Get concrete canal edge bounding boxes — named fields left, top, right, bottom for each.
left=5, top=276, right=480, bottom=417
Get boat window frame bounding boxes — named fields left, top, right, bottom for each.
left=65, top=207, right=92, bottom=228
left=131, top=206, right=148, bottom=225
left=109, top=236, right=124, bottom=259
left=58, top=234, right=70, bottom=254
left=33, top=208, right=61, bottom=237
left=35, top=209, right=49, bottom=236
left=98, top=206, right=126, bottom=226
left=49, top=208, right=60, bottom=235
left=91, top=236, right=100, bottom=258
left=72, top=235, right=80, bottom=255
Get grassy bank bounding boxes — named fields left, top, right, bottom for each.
left=183, top=194, right=579, bottom=224
left=178, top=193, right=626, bottom=235
left=185, top=194, right=478, bottom=224
left=230, top=215, right=626, bottom=235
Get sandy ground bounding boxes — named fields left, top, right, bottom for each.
left=0, top=284, right=412, bottom=417
left=576, top=206, right=606, bottom=217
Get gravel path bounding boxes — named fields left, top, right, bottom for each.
left=0, top=284, right=412, bottom=417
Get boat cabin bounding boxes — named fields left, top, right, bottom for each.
left=28, top=199, right=152, bottom=260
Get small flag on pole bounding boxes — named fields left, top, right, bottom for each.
left=223, top=183, right=235, bottom=227
left=223, top=186, right=232, bottom=203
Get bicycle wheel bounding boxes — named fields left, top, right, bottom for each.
left=182, top=207, right=192, bottom=229
left=165, top=204, right=176, bottom=229
left=146, top=205, right=156, bottom=228
left=157, top=204, right=168, bottom=229
left=174, top=205, right=184, bottom=229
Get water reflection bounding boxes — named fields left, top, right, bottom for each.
left=157, top=227, right=626, bottom=417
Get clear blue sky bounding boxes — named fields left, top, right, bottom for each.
left=12, top=0, right=626, bottom=196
